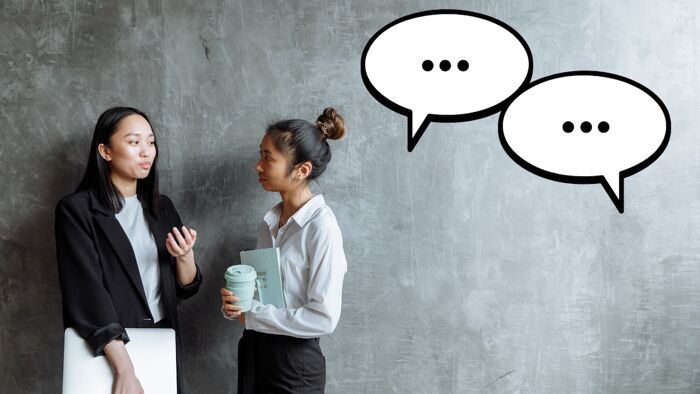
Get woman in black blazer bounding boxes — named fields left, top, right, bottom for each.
left=55, top=107, right=202, bottom=393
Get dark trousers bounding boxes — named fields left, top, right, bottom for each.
left=238, top=330, right=326, bottom=393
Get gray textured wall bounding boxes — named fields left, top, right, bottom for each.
left=1, top=1, right=699, bottom=393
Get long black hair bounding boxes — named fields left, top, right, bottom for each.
left=266, top=107, right=346, bottom=180
left=77, top=106, right=160, bottom=216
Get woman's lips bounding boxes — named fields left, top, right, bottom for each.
left=139, top=163, right=152, bottom=169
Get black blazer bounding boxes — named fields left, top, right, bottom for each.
left=55, top=188, right=202, bottom=356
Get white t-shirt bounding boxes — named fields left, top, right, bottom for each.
left=115, top=195, right=165, bottom=323
left=244, top=194, right=348, bottom=338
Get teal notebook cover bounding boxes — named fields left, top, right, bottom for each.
left=240, top=247, right=286, bottom=309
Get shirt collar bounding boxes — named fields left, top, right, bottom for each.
left=263, top=194, right=326, bottom=229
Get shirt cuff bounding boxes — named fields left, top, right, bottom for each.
left=176, top=263, right=202, bottom=299
left=244, top=312, right=255, bottom=330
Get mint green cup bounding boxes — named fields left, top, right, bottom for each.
left=224, top=265, right=258, bottom=312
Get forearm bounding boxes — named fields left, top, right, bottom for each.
left=103, top=339, right=135, bottom=375
left=175, top=252, right=197, bottom=286
left=246, top=301, right=339, bottom=338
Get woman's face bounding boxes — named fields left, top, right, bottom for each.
left=99, top=114, right=156, bottom=183
left=255, top=133, right=296, bottom=192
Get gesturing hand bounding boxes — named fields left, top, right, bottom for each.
left=166, top=226, right=197, bottom=258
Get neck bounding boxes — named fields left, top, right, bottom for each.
left=278, top=185, right=313, bottom=222
left=111, top=173, right=137, bottom=197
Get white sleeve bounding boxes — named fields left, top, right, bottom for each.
left=245, top=223, right=347, bottom=338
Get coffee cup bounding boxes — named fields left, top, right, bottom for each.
left=224, top=265, right=258, bottom=312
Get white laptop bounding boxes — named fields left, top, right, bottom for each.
left=62, top=327, right=177, bottom=394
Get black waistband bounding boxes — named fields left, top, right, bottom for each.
left=244, top=329, right=319, bottom=343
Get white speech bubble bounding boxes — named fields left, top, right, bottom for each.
left=361, top=10, right=532, bottom=151
left=499, top=71, right=671, bottom=213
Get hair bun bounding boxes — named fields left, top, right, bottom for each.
left=316, top=107, right=345, bottom=141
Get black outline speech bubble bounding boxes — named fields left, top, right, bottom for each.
left=361, top=9, right=534, bottom=152
left=498, top=70, right=671, bottom=214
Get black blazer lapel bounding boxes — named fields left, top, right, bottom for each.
left=144, top=199, right=178, bottom=325
left=143, top=206, right=172, bottom=267
left=89, top=190, right=150, bottom=311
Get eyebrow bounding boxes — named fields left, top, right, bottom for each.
left=259, top=145, right=271, bottom=154
left=124, top=132, right=155, bottom=138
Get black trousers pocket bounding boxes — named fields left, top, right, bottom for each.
left=238, top=330, right=326, bottom=394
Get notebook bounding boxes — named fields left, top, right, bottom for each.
left=62, top=327, right=177, bottom=394
left=240, top=247, right=286, bottom=309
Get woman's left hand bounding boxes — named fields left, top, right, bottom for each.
left=166, top=226, right=197, bottom=258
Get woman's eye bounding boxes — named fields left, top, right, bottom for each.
left=129, top=140, right=138, bottom=145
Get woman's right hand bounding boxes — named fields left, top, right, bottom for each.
left=112, top=371, right=144, bottom=394
left=220, top=287, right=245, bottom=324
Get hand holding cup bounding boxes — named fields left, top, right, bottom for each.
left=220, top=287, right=245, bottom=324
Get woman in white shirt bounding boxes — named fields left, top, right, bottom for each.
left=220, top=107, right=348, bottom=393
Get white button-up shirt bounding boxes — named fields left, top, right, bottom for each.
left=244, top=194, right=347, bottom=338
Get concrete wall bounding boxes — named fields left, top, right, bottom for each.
left=1, top=0, right=698, bottom=392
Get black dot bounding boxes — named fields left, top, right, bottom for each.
left=457, top=60, right=469, bottom=71
left=562, top=121, right=574, bottom=133
left=439, top=60, right=451, bottom=71
left=422, top=60, right=433, bottom=71
left=581, top=121, right=592, bottom=133
left=598, top=121, right=609, bottom=133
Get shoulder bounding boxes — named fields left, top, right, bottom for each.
left=55, top=190, right=91, bottom=214
left=159, top=193, right=173, bottom=205
left=54, top=190, right=95, bottom=230
left=306, top=203, right=342, bottom=237
left=157, top=194, right=178, bottom=214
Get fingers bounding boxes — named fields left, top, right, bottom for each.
left=220, top=288, right=241, bottom=317
left=222, top=302, right=242, bottom=317
left=172, top=227, right=187, bottom=248
left=167, top=233, right=185, bottom=255
left=219, top=287, right=239, bottom=303
left=182, top=226, right=193, bottom=244
left=166, top=226, right=197, bottom=258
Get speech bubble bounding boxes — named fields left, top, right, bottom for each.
left=498, top=71, right=671, bottom=213
left=361, top=10, right=533, bottom=152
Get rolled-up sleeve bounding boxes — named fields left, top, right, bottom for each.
left=175, top=262, right=202, bottom=299
left=55, top=199, right=129, bottom=356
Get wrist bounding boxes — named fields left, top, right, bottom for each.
left=103, top=339, right=135, bottom=376
left=113, top=364, right=135, bottom=376
left=175, top=251, right=194, bottom=265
